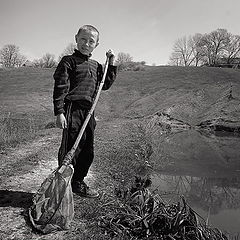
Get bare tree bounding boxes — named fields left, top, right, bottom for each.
left=33, top=53, right=56, bottom=68
left=116, top=52, right=133, bottom=65
left=223, top=34, right=240, bottom=64
left=188, top=33, right=206, bottom=66
left=115, top=52, right=134, bottom=71
left=170, top=36, right=194, bottom=66
left=169, top=29, right=239, bottom=67
left=42, top=53, right=56, bottom=68
left=58, top=42, right=76, bottom=61
left=168, top=51, right=183, bottom=66
left=15, top=54, right=27, bottom=67
left=200, top=29, right=230, bottom=66
left=32, top=58, right=45, bottom=68
left=0, top=44, right=27, bottom=67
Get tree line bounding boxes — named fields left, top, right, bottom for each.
left=169, top=28, right=240, bottom=67
left=0, top=43, right=75, bottom=68
left=0, top=42, right=144, bottom=70
left=1, top=28, right=240, bottom=69
left=0, top=44, right=27, bottom=68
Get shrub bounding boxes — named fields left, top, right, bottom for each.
left=117, top=61, right=146, bottom=71
left=133, top=64, right=145, bottom=71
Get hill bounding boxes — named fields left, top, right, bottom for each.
left=1, top=65, right=240, bottom=146
left=0, top=67, right=54, bottom=118
left=1, top=65, right=240, bottom=122
left=101, top=66, right=240, bottom=122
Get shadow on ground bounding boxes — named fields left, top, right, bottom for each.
left=0, top=190, right=33, bottom=208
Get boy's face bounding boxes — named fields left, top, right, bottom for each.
left=75, top=30, right=99, bottom=56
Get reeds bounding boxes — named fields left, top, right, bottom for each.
left=100, top=177, right=230, bottom=239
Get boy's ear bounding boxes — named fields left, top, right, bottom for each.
left=75, top=34, right=78, bottom=43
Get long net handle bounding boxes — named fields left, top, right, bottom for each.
left=61, top=57, right=109, bottom=165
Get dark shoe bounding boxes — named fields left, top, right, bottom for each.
left=72, top=181, right=99, bottom=198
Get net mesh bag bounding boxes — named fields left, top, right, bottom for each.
left=28, top=164, right=74, bottom=234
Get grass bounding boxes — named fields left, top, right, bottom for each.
left=0, top=66, right=240, bottom=238
left=0, top=113, right=36, bottom=149
left=100, top=177, right=236, bottom=240
left=0, top=112, right=55, bottom=150
left=0, top=67, right=55, bottom=149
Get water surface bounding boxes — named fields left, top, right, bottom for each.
left=150, top=129, right=240, bottom=236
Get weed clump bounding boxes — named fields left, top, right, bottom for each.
left=100, top=177, right=229, bottom=239
left=0, top=115, right=36, bottom=148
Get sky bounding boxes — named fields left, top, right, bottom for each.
left=0, top=0, right=240, bottom=65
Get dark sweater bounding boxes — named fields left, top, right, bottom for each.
left=53, top=49, right=117, bottom=115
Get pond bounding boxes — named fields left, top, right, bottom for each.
left=151, top=173, right=240, bottom=235
left=148, top=128, right=240, bottom=236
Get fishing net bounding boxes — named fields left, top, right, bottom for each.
left=28, top=164, right=74, bottom=234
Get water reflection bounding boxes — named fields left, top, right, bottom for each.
left=144, top=111, right=240, bottom=235
left=151, top=173, right=240, bottom=235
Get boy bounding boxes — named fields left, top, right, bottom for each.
left=53, top=25, right=117, bottom=198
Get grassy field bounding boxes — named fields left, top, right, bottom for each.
left=0, top=67, right=54, bottom=148
left=1, top=65, right=240, bottom=147
left=0, top=66, right=240, bottom=239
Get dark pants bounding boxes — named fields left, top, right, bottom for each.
left=58, top=102, right=96, bottom=183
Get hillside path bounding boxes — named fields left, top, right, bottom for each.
left=0, top=128, right=63, bottom=239
left=0, top=117, right=140, bottom=240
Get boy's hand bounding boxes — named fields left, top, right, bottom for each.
left=56, top=113, right=67, bottom=129
left=106, top=49, right=115, bottom=65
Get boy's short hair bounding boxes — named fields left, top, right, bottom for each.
left=76, top=25, right=99, bottom=42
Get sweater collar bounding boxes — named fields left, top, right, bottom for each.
left=73, top=49, right=92, bottom=60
